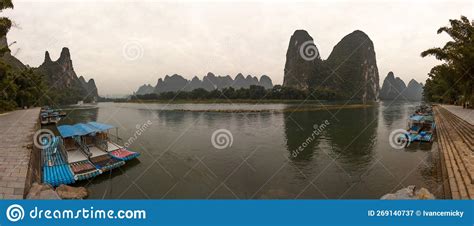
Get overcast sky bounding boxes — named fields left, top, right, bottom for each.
left=4, top=0, right=472, bottom=96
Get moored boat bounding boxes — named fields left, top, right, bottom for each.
left=40, top=107, right=62, bottom=125
left=41, top=121, right=140, bottom=186
left=40, top=112, right=49, bottom=125
left=405, top=114, right=435, bottom=143
left=87, top=122, right=141, bottom=161
left=398, top=105, right=436, bottom=146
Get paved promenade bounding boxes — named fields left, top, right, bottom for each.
left=441, top=105, right=473, bottom=125
left=0, top=108, right=40, bottom=199
left=434, top=105, right=473, bottom=199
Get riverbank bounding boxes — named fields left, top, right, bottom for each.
left=167, top=103, right=373, bottom=113
left=0, top=108, right=40, bottom=199
left=119, top=99, right=372, bottom=105
left=111, top=100, right=375, bottom=113
left=440, top=105, right=474, bottom=125
left=434, top=105, right=473, bottom=199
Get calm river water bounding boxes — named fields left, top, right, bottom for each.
left=55, top=101, right=443, bottom=199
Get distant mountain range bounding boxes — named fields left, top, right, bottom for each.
left=379, top=72, right=423, bottom=101
left=283, top=30, right=380, bottom=102
left=3, top=32, right=422, bottom=103
left=135, top=73, right=273, bottom=95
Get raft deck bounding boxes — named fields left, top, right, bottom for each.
left=42, top=121, right=140, bottom=187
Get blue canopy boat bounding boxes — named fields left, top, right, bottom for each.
left=41, top=137, right=75, bottom=186
left=77, top=122, right=141, bottom=161
left=42, top=122, right=140, bottom=186
left=399, top=114, right=436, bottom=145
left=39, top=107, right=61, bottom=125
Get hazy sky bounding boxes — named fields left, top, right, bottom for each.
left=4, top=0, right=473, bottom=96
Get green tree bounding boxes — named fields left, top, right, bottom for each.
left=0, top=0, right=55, bottom=111
left=421, top=16, right=474, bottom=106
left=0, top=0, right=13, bottom=55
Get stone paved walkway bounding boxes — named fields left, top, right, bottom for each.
left=434, top=106, right=474, bottom=199
left=441, top=105, right=474, bottom=125
left=0, top=108, right=39, bottom=199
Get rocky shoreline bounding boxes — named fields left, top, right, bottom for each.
left=381, top=185, right=435, bottom=200
left=26, top=183, right=88, bottom=200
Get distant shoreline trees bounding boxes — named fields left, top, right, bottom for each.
left=130, top=85, right=355, bottom=101
left=422, top=16, right=473, bottom=108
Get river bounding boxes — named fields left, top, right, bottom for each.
left=52, top=101, right=443, bottom=199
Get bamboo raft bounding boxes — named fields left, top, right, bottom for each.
left=41, top=137, right=75, bottom=186
left=398, top=105, right=436, bottom=146
left=42, top=122, right=140, bottom=187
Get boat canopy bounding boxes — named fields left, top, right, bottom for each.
left=409, top=115, right=424, bottom=121
left=74, top=123, right=97, bottom=134
left=87, top=122, right=115, bottom=131
left=57, top=125, right=82, bottom=138
left=409, top=115, right=434, bottom=122
left=57, top=122, right=116, bottom=138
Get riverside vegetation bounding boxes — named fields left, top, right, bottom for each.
left=422, top=16, right=473, bottom=107
left=0, top=0, right=45, bottom=111
left=0, top=0, right=98, bottom=112
left=131, top=85, right=348, bottom=101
